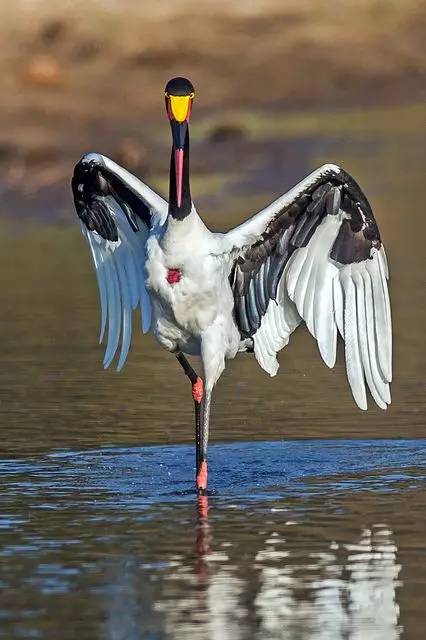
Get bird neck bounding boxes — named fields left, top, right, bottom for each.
left=168, top=128, right=192, bottom=220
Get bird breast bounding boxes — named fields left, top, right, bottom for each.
left=145, top=235, right=231, bottom=335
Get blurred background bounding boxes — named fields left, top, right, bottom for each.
left=0, top=0, right=425, bottom=453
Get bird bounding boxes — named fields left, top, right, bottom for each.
left=71, top=76, right=392, bottom=495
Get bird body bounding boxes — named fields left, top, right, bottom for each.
left=72, top=77, right=392, bottom=494
left=145, top=210, right=240, bottom=380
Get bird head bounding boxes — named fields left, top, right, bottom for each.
left=165, top=77, right=195, bottom=124
left=164, top=77, right=195, bottom=207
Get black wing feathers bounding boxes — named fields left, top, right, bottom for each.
left=231, top=166, right=381, bottom=338
left=72, top=155, right=152, bottom=240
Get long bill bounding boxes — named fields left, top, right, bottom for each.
left=170, top=120, right=188, bottom=210
left=174, top=148, right=184, bottom=207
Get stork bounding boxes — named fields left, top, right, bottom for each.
left=72, top=77, right=392, bottom=495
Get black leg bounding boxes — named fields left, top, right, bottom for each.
left=196, top=390, right=211, bottom=495
left=175, top=351, right=198, bottom=385
left=175, top=352, right=204, bottom=482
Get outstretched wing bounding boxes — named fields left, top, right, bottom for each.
left=72, top=152, right=168, bottom=370
left=225, top=164, right=391, bottom=410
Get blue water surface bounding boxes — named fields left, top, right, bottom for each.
left=1, top=439, right=425, bottom=511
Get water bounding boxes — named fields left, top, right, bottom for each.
left=1, top=440, right=425, bottom=639
left=0, top=105, right=425, bottom=638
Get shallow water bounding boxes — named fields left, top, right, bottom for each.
left=0, top=105, right=425, bottom=638
left=1, top=440, right=426, bottom=640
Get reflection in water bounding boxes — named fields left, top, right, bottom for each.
left=102, top=494, right=402, bottom=640
left=104, top=563, right=143, bottom=640
left=196, top=495, right=211, bottom=579
left=255, top=525, right=401, bottom=640
left=0, top=439, right=424, bottom=638
left=194, top=495, right=246, bottom=640
left=155, top=494, right=248, bottom=640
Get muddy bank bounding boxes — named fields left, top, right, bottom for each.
left=2, top=0, right=425, bottom=115
left=0, top=0, right=425, bottom=220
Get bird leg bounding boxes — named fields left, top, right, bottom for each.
left=196, top=390, right=211, bottom=495
left=175, top=352, right=205, bottom=484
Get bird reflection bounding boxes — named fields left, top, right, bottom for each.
left=254, top=523, right=401, bottom=639
left=195, top=494, right=211, bottom=582
left=103, top=513, right=402, bottom=640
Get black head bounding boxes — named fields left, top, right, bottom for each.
left=164, top=77, right=195, bottom=124
left=165, top=77, right=195, bottom=97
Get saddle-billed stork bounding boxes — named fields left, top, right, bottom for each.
left=72, top=77, right=392, bottom=494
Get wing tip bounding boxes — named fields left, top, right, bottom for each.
left=356, top=398, right=368, bottom=411
left=379, top=387, right=391, bottom=410
left=322, top=354, right=336, bottom=369
left=357, top=385, right=392, bottom=411
left=103, top=355, right=113, bottom=369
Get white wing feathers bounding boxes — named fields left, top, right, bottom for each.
left=253, top=215, right=392, bottom=410
left=253, top=278, right=301, bottom=376
left=82, top=203, right=152, bottom=371
left=73, top=153, right=168, bottom=371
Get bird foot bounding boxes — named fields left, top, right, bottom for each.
left=196, top=460, right=208, bottom=494
left=192, top=377, right=204, bottom=404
